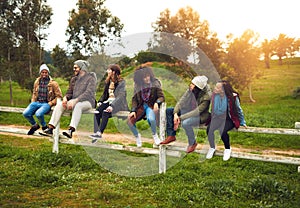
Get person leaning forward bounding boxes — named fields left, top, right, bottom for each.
left=42, top=60, right=97, bottom=138
left=23, top=64, right=62, bottom=135
left=160, top=75, right=212, bottom=153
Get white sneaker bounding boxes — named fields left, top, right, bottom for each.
left=136, top=133, right=142, bottom=147
left=223, top=149, right=231, bottom=161
left=153, top=133, right=161, bottom=146
left=206, top=148, right=216, bottom=159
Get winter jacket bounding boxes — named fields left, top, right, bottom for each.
left=31, top=76, right=62, bottom=107
left=130, top=78, right=165, bottom=112
left=65, top=71, right=97, bottom=108
left=174, top=85, right=212, bottom=124
left=98, top=79, right=129, bottom=114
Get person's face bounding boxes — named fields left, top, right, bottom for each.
left=214, top=82, right=223, bottom=94
left=143, top=75, right=151, bottom=84
left=189, top=83, right=195, bottom=91
left=107, top=68, right=114, bottom=77
left=73, top=65, right=80, bottom=76
left=40, top=69, right=49, bottom=79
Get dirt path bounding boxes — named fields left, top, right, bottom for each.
left=1, top=124, right=300, bottom=157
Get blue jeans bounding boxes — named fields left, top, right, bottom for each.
left=23, top=102, right=51, bottom=127
left=166, top=107, right=200, bottom=146
left=128, top=103, right=157, bottom=137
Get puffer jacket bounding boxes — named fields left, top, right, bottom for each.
left=31, top=76, right=62, bottom=107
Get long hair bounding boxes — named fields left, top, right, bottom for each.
left=221, top=80, right=240, bottom=115
left=133, top=66, right=155, bottom=86
left=106, top=64, right=122, bottom=83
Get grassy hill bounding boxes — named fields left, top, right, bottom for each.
left=0, top=61, right=300, bottom=207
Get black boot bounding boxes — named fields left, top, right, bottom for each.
left=27, top=124, right=40, bottom=135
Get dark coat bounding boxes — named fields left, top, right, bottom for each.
left=130, top=78, right=165, bottom=112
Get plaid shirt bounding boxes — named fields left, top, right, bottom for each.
left=37, top=77, right=50, bottom=102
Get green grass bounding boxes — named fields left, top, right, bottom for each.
left=0, top=135, right=299, bottom=207
left=0, top=61, right=300, bottom=207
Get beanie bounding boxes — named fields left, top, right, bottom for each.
left=39, top=64, right=50, bottom=74
left=74, top=60, right=90, bottom=71
left=192, top=75, right=208, bottom=89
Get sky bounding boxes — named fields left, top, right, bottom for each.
left=43, top=0, right=300, bottom=51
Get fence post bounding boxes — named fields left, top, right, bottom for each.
left=159, top=102, right=166, bottom=174
left=52, top=98, right=61, bottom=154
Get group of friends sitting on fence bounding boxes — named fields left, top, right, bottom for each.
left=23, top=60, right=246, bottom=161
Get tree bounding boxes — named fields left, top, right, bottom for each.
left=51, top=45, right=73, bottom=78
left=271, top=34, right=295, bottom=65
left=221, top=30, right=260, bottom=102
left=66, top=0, right=124, bottom=55
left=261, top=39, right=272, bottom=69
left=152, top=6, right=222, bottom=72
left=0, top=0, right=52, bottom=82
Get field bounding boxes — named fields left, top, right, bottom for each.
left=0, top=61, right=300, bottom=207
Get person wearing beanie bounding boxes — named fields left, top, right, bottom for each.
left=90, top=64, right=129, bottom=143
left=160, top=75, right=212, bottom=154
left=42, top=60, right=97, bottom=139
left=23, top=64, right=62, bottom=135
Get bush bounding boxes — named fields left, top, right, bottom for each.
left=292, top=86, right=300, bottom=99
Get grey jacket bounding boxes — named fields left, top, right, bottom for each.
left=98, top=79, right=129, bottom=114
left=65, top=71, right=97, bottom=108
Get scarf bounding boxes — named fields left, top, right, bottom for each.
left=213, top=93, right=227, bottom=116
left=141, top=83, right=152, bottom=102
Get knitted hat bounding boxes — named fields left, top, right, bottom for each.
left=74, top=60, right=89, bottom=71
left=39, top=64, right=50, bottom=74
left=192, top=75, right=208, bottom=89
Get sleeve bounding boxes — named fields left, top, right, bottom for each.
left=111, top=80, right=127, bottom=109
left=235, top=97, right=246, bottom=126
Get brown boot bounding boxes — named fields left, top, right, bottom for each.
left=160, top=136, right=176, bottom=145
left=186, top=142, right=198, bottom=153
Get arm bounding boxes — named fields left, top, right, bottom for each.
left=235, top=97, right=247, bottom=126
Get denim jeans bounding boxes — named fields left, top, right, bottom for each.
left=23, top=102, right=51, bottom=127
left=166, top=107, right=200, bottom=146
left=128, top=103, right=157, bottom=137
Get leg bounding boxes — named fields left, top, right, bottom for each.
left=144, top=104, right=157, bottom=135
left=160, top=108, right=177, bottom=145
left=99, top=111, right=112, bottom=133
left=69, top=100, right=92, bottom=130
left=23, top=102, right=39, bottom=125
left=181, top=116, right=199, bottom=146
left=166, top=107, right=176, bottom=136
left=93, top=103, right=109, bottom=133
left=49, top=101, right=65, bottom=128
left=220, top=119, right=235, bottom=149
left=35, top=103, right=51, bottom=127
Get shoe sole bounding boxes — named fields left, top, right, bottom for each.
left=39, top=132, right=53, bottom=137
left=62, top=132, right=72, bottom=138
